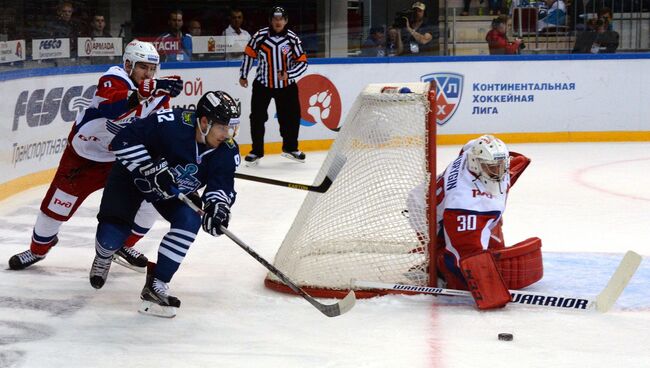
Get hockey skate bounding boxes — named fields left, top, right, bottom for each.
left=112, top=246, right=148, bottom=273
left=281, top=150, right=306, bottom=163
left=89, top=255, right=112, bottom=289
left=244, top=153, right=262, bottom=167
left=139, top=273, right=181, bottom=318
left=8, top=237, right=58, bottom=270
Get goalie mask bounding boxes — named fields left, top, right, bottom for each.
left=196, top=91, right=242, bottom=141
left=467, top=135, right=509, bottom=195
left=123, top=40, right=160, bottom=75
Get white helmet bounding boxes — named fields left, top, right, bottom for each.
left=467, top=135, right=510, bottom=195
left=123, top=40, right=159, bottom=74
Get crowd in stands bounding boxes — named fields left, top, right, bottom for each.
left=0, top=0, right=631, bottom=66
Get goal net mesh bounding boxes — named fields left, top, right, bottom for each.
left=265, top=83, right=436, bottom=297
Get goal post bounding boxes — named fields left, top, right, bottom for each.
left=265, top=82, right=438, bottom=299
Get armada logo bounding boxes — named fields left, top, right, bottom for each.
left=420, top=72, right=464, bottom=126
left=83, top=39, right=115, bottom=55
left=13, top=85, right=96, bottom=131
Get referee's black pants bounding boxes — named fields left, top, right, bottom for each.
left=249, top=80, right=301, bottom=156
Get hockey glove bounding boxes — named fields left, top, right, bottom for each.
left=202, top=201, right=230, bottom=236
left=138, top=159, right=177, bottom=200
left=138, top=76, right=183, bottom=98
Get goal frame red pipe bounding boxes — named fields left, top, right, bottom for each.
left=265, top=82, right=438, bottom=299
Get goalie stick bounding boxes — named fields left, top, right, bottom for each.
left=353, top=250, right=641, bottom=313
left=177, top=192, right=356, bottom=317
left=234, top=153, right=347, bottom=193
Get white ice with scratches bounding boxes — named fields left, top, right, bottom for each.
left=0, top=142, right=649, bottom=368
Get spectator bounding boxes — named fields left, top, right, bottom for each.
left=360, top=27, right=386, bottom=57
left=537, top=0, right=567, bottom=32
left=158, top=9, right=192, bottom=62
left=598, top=7, right=614, bottom=31
left=461, top=0, right=476, bottom=16
left=87, top=13, right=112, bottom=37
left=45, top=2, right=76, bottom=37
left=239, top=6, right=308, bottom=166
left=386, top=27, right=404, bottom=56
left=43, top=1, right=81, bottom=54
left=223, top=9, right=251, bottom=60
left=188, top=19, right=202, bottom=36
left=572, top=17, right=619, bottom=53
left=399, top=2, right=437, bottom=55
left=486, top=16, right=522, bottom=54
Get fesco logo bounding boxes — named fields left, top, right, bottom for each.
left=13, top=85, right=96, bottom=131
left=39, top=39, right=63, bottom=50
left=296, top=74, right=342, bottom=132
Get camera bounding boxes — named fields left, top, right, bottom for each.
left=393, top=9, right=414, bottom=28
left=519, top=42, right=526, bottom=50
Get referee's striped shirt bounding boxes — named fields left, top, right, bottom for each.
left=239, top=27, right=308, bottom=89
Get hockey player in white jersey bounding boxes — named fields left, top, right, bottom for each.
left=8, top=40, right=184, bottom=272
left=407, top=135, right=543, bottom=309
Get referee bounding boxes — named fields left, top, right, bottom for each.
left=239, top=6, right=308, bottom=166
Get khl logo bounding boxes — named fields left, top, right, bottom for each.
left=420, top=73, right=464, bottom=126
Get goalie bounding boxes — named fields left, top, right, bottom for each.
left=406, top=134, right=543, bottom=309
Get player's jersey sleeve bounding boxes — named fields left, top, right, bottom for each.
left=109, top=111, right=166, bottom=172
left=95, top=74, right=137, bottom=119
left=442, top=208, right=501, bottom=258
left=203, top=141, right=240, bottom=207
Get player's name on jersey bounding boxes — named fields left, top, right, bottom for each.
left=192, top=36, right=247, bottom=54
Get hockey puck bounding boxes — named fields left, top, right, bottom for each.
left=498, top=333, right=513, bottom=341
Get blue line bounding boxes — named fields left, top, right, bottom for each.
left=3, top=53, right=650, bottom=81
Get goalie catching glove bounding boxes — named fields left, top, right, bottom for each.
left=202, top=200, right=230, bottom=236
left=138, top=159, right=177, bottom=201
left=138, top=76, right=183, bottom=98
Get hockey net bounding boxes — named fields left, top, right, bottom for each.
left=265, top=82, right=437, bottom=298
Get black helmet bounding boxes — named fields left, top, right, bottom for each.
left=269, top=6, right=288, bottom=20
left=196, top=91, right=241, bottom=125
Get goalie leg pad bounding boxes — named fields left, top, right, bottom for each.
left=460, top=251, right=511, bottom=310
left=491, top=237, right=543, bottom=290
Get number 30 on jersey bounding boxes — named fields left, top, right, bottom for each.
left=457, top=214, right=477, bottom=231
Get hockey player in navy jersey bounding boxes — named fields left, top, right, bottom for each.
left=8, top=39, right=184, bottom=272
left=89, top=90, right=241, bottom=317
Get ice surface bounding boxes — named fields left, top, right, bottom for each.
left=0, top=142, right=649, bottom=368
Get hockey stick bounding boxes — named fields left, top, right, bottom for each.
left=177, top=192, right=356, bottom=317
left=234, top=173, right=333, bottom=193
left=234, top=153, right=347, bottom=193
left=353, top=250, right=641, bottom=313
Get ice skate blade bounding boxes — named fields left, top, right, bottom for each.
left=244, top=159, right=259, bottom=167
left=112, top=255, right=146, bottom=273
left=138, top=300, right=177, bottom=318
left=280, top=152, right=305, bottom=163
